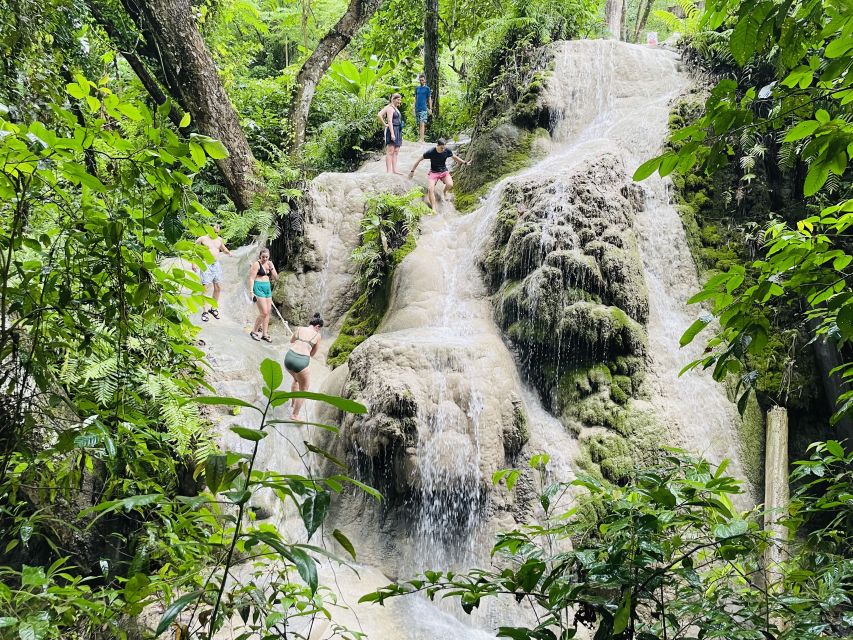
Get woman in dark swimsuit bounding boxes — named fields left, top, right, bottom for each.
left=284, top=313, right=324, bottom=421
left=377, top=93, right=403, bottom=175
left=248, top=248, right=278, bottom=342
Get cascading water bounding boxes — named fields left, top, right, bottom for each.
left=200, top=39, right=751, bottom=639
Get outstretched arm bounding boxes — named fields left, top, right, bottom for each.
left=409, top=157, right=424, bottom=176
left=452, top=153, right=471, bottom=166
left=219, top=239, right=233, bottom=256
left=310, top=336, right=321, bottom=357
left=248, top=262, right=256, bottom=297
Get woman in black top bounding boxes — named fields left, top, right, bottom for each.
left=378, top=93, right=404, bottom=174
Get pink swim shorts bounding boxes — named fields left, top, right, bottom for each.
left=428, top=170, right=450, bottom=182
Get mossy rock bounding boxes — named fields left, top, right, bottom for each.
left=503, top=400, right=530, bottom=458
left=455, top=126, right=550, bottom=207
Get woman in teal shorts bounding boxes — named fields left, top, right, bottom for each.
left=285, top=313, right=323, bottom=421
left=248, top=248, right=278, bottom=342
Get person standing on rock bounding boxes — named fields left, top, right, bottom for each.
left=248, top=248, right=278, bottom=343
left=408, top=138, right=471, bottom=211
left=196, top=223, right=233, bottom=322
left=414, top=74, right=432, bottom=144
left=284, top=313, right=324, bottom=421
left=378, top=93, right=404, bottom=174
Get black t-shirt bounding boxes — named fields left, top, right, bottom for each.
left=423, top=147, right=454, bottom=173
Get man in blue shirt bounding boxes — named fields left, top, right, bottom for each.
left=414, top=74, right=432, bottom=144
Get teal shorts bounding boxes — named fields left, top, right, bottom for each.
left=285, top=350, right=310, bottom=374
left=253, top=281, right=272, bottom=299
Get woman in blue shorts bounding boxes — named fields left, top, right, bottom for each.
left=248, top=248, right=278, bottom=342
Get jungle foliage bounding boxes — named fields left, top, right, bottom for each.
left=365, top=444, right=853, bottom=639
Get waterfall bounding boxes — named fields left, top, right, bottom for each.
left=200, top=39, right=750, bottom=639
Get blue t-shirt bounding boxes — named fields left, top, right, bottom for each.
left=415, top=85, right=431, bottom=112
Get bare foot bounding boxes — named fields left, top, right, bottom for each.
left=289, top=413, right=302, bottom=422
left=394, top=171, right=405, bottom=176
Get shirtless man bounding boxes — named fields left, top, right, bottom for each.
left=195, top=223, right=233, bottom=322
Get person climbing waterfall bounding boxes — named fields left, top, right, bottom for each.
left=408, top=138, right=471, bottom=210
left=378, top=93, right=404, bottom=174
left=195, top=223, right=233, bottom=322
left=284, top=313, right=324, bottom=421
left=414, top=73, right=432, bottom=144
left=248, top=248, right=278, bottom=343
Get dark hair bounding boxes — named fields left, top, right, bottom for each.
left=418, top=74, right=425, bottom=79
left=308, top=313, right=324, bottom=328
left=436, top=138, right=447, bottom=146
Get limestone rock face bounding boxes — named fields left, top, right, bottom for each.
left=277, top=172, right=412, bottom=327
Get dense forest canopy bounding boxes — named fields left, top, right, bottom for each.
left=0, top=0, right=851, bottom=637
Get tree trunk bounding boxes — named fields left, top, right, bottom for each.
left=290, top=0, right=384, bottom=149
left=633, top=0, right=654, bottom=43
left=424, top=0, right=440, bottom=117
left=763, top=406, right=789, bottom=589
left=133, top=0, right=258, bottom=210
left=604, top=0, right=625, bottom=40
left=86, top=0, right=185, bottom=129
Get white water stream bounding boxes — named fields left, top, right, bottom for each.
left=192, top=39, right=749, bottom=639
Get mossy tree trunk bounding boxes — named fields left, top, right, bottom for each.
left=121, top=0, right=259, bottom=210
left=633, top=0, right=654, bottom=43
left=424, top=0, right=440, bottom=117
left=290, top=0, right=384, bottom=149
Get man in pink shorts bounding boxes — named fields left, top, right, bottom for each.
left=408, top=138, right=471, bottom=210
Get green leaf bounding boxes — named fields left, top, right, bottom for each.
left=260, top=358, right=283, bottom=393
left=204, top=454, right=227, bottom=493
left=784, top=120, right=819, bottom=142
left=824, top=440, right=844, bottom=458
left=300, top=490, right=331, bottom=540
left=713, top=518, right=748, bottom=539
left=229, top=426, right=267, bottom=441
left=189, top=142, right=206, bottom=168
left=633, top=156, right=661, bottom=181
left=730, top=2, right=773, bottom=66
left=304, top=441, right=346, bottom=468
left=825, top=37, right=853, bottom=59
left=179, top=112, right=192, bottom=128
left=21, top=566, right=47, bottom=588
left=333, top=529, right=357, bottom=560
left=680, top=313, right=712, bottom=347
left=290, top=547, right=318, bottom=593
left=201, top=139, right=229, bottom=159
left=117, top=103, right=142, bottom=121
left=329, top=475, right=382, bottom=500
left=185, top=395, right=260, bottom=411
left=613, top=590, right=631, bottom=634
left=155, top=590, right=204, bottom=636
left=66, top=83, right=86, bottom=99
left=836, top=302, right=853, bottom=339
left=269, top=391, right=366, bottom=414
left=0, top=618, right=16, bottom=629
left=804, top=161, right=829, bottom=197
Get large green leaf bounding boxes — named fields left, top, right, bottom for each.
left=204, top=454, right=227, bottom=493
left=333, top=529, right=357, bottom=560
left=260, top=358, right=283, bottom=392
left=290, top=547, right=318, bottom=593
left=185, top=396, right=260, bottom=411
left=268, top=390, right=366, bottom=414
left=229, top=426, right=267, bottom=441
left=300, top=490, right=331, bottom=540
left=155, top=590, right=204, bottom=636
